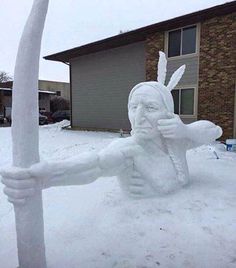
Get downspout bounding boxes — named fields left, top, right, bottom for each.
left=234, top=79, right=236, bottom=138
left=59, top=61, right=72, bottom=129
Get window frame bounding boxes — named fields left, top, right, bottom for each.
left=165, top=24, right=200, bottom=60
left=171, top=86, right=197, bottom=117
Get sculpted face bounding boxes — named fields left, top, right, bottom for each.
left=128, top=85, right=168, bottom=140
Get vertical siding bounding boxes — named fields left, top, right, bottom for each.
left=166, top=56, right=199, bottom=86
left=71, top=42, right=146, bottom=130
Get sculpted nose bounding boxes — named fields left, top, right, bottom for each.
left=135, top=106, right=145, bottom=125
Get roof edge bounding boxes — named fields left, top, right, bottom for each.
left=44, top=1, right=236, bottom=62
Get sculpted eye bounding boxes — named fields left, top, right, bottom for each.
left=130, top=105, right=137, bottom=110
left=147, top=106, right=158, bottom=112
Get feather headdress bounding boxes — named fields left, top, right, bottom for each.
left=157, top=51, right=185, bottom=91
left=129, top=51, right=186, bottom=112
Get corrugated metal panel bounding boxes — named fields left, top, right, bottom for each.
left=71, top=42, right=146, bottom=130
left=166, top=56, right=199, bottom=86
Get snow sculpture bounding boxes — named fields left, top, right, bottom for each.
left=1, top=53, right=222, bottom=201
left=6, top=0, right=49, bottom=267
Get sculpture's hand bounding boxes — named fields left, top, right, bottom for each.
left=0, top=162, right=51, bottom=205
left=158, top=113, right=187, bottom=139
left=98, top=144, right=142, bottom=176
left=0, top=167, right=38, bottom=205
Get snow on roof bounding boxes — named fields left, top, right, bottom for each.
left=0, top=88, right=56, bottom=94
left=38, top=90, right=56, bottom=94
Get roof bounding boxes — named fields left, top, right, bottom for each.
left=0, top=88, right=56, bottom=94
left=44, top=1, right=236, bottom=62
left=0, top=81, right=13, bottom=88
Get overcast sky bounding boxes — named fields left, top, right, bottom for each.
left=0, top=0, right=233, bottom=82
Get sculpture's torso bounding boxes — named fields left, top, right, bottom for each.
left=116, top=138, right=179, bottom=198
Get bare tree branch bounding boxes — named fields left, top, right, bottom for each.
left=0, top=71, right=12, bottom=83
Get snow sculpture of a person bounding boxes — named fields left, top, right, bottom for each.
left=1, top=52, right=222, bottom=202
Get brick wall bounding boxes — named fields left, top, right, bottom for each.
left=198, top=13, right=236, bottom=139
left=146, top=32, right=165, bottom=81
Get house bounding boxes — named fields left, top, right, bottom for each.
left=38, top=80, right=70, bottom=101
left=45, top=2, right=236, bottom=139
left=0, top=80, right=65, bottom=114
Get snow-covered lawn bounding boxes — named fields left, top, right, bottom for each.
left=0, top=121, right=236, bottom=268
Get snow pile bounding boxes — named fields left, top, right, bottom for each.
left=0, top=124, right=236, bottom=268
left=42, top=120, right=70, bottom=130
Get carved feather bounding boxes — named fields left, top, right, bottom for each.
left=157, top=51, right=167, bottom=84
left=167, top=65, right=186, bottom=91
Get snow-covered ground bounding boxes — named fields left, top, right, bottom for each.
left=0, top=121, right=236, bottom=268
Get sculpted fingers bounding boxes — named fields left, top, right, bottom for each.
left=158, top=124, right=176, bottom=138
left=158, top=117, right=177, bottom=127
left=129, top=185, right=142, bottom=194
left=130, top=179, right=143, bottom=187
left=160, top=132, right=175, bottom=138
left=3, top=186, right=35, bottom=200
left=158, top=114, right=187, bottom=139
left=3, top=186, right=35, bottom=199
left=1, top=177, right=37, bottom=190
left=158, top=125, right=175, bottom=132
left=1, top=166, right=39, bottom=205
left=0, top=167, right=31, bottom=180
left=8, top=197, right=26, bottom=206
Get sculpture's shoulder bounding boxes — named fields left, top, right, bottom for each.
left=105, top=136, right=135, bottom=151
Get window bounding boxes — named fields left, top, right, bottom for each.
left=168, top=26, right=197, bottom=57
left=3, top=90, right=12, bottom=96
left=56, top=91, right=61, bottom=96
left=171, top=88, right=195, bottom=115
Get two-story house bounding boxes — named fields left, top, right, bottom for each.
left=45, top=2, right=236, bottom=139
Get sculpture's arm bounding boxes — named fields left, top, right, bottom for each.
left=31, top=153, right=103, bottom=189
left=1, top=141, right=140, bottom=204
left=158, top=113, right=222, bottom=148
left=32, top=144, right=136, bottom=188
left=185, top=120, right=222, bottom=148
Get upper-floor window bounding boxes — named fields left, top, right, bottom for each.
left=171, top=88, right=195, bottom=116
left=168, top=25, right=197, bottom=58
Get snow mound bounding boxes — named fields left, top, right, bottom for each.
left=41, top=120, right=70, bottom=130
